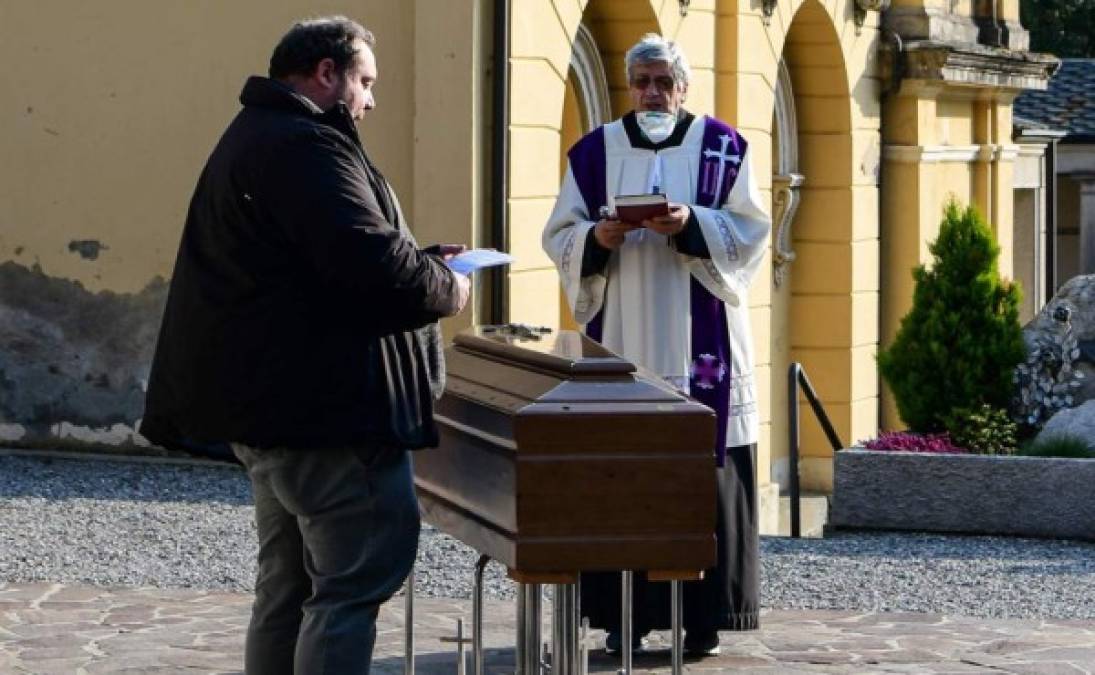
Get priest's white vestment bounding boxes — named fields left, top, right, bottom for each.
left=543, top=113, right=771, bottom=448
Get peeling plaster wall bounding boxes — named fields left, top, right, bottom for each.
left=0, top=262, right=166, bottom=446
left=0, top=3, right=415, bottom=450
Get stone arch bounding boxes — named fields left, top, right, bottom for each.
left=715, top=0, right=881, bottom=503
left=755, top=0, right=883, bottom=95
left=776, top=0, right=880, bottom=493
left=567, top=23, right=612, bottom=134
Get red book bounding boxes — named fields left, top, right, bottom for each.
left=613, top=193, right=669, bottom=224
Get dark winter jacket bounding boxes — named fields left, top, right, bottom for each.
left=140, top=77, right=460, bottom=452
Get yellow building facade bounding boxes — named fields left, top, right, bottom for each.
left=0, top=1, right=1053, bottom=530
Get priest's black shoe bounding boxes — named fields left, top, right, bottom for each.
left=684, top=629, right=721, bottom=656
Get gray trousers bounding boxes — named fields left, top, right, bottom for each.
left=232, top=444, right=420, bottom=675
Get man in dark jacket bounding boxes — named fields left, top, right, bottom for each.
left=141, top=16, right=469, bottom=674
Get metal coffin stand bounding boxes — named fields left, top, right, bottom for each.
left=408, top=328, right=717, bottom=674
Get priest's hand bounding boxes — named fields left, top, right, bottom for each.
left=594, top=219, right=639, bottom=249
left=643, top=203, right=690, bottom=236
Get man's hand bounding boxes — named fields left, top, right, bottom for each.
left=429, top=243, right=472, bottom=316
left=593, top=219, right=640, bottom=249
left=425, top=243, right=467, bottom=261
left=643, top=203, right=690, bottom=236
left=447, top=270, right=471, bottom=316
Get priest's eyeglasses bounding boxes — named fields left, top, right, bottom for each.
left=629, top=74, right=676, bottom=93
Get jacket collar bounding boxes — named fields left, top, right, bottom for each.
left=239, top=76, right=363, bottom=149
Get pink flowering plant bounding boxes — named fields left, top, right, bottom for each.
left=861, top=431, right=967, bottom=454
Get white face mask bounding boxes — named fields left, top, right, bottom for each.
left=636, top=111, right=676, bottom=144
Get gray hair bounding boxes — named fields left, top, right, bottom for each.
left=624, top=33, right=691, bottom=88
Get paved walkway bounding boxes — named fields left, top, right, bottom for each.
left=1, top=582, right=1093, bottom=673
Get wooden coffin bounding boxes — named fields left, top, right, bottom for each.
left=413, top=327, right=717, bottom=576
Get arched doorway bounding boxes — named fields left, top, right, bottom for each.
left=564, top=23, right=612, bottom=138
left=767, top=0, right=876, bottom=495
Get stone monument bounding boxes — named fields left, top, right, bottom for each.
left=1016, top=274, right=1095, bottom=432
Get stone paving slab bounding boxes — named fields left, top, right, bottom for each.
left=0, top=582, right=1093, bottom=673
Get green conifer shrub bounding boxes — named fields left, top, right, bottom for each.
left=942, top=404, right=1018, bottom=455
left=877, top=202, right=1025, bottom=432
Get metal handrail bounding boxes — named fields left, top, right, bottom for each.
left=788, top=362, right=845, bottom=538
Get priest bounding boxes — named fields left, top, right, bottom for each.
left=542, top=33, right=771, bottom=656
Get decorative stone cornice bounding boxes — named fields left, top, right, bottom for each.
left=987, top=144, right=1019, bottom=162
left=884, top=144, right=980, bottom=163
left=883, top=144, right=1019, bottom=163
left=883, top=40, right=1059, bottom=95
left=883, top=6, right=981, bottom=44
left=1016, top=142, right=1050, bottom=158
left=882, top=6, right=1027, bottom=50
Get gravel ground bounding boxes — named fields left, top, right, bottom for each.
left=1, top=452, right=1092, bottom=620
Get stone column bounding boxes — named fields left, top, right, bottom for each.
left=972, top=98, right=1018, bottom=280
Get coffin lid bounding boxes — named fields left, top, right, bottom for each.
left=453, top=327, right=636, bottom=376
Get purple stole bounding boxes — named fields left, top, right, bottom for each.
left=567, top=117, right=747, bottom=466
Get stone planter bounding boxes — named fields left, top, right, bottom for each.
left=832, top=449, right=1095, bottom=541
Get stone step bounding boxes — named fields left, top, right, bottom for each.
left=775, top=491, right=830, bottom=538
